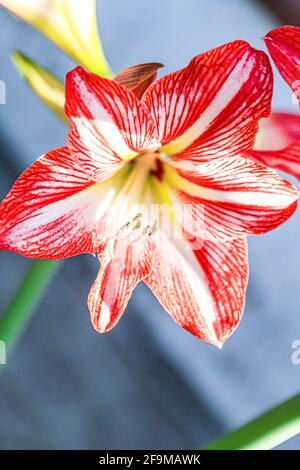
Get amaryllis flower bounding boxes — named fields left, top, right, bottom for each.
left=0, top=40, right=298, bottom=347
left=250, top=26, right=300, bottom=182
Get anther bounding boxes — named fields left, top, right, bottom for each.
left=147, top=220, right=158, bottom=236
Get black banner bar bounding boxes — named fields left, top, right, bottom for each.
left=0, top=450, right=299, bottom=466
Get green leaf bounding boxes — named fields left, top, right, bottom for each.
left=205, top=394, right=300, bottom=450
left=11, top=51, right=68, bottom=124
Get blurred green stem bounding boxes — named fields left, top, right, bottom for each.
left=0, top=260, right=61, bottom=353
left=205, top=393, right=300, bottom=450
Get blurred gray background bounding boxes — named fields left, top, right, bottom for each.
left=0, top=0, right=300, bottom=450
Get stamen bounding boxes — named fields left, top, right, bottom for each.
left=133, top=213, right=143, bottom=222
left=142, top=224, right=150, bottom=235
left=147, top=220, right=158, bottom=236
left=107, top=212, right=159, bottom=257
left=119, top=221, right=131, bottom=231
left=132, top=220, right=142, bottom=231
left=118, top=213, right=142, bottom=234
left=104, top=152, right=164, bottom=260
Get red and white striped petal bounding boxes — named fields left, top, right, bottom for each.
left=170, top=157, right=298, bottom=239
left=264, top=26, right=300, bottom=106
left=88, top=241, right=152, bottom=332
left=65, top=66, right=159, bottom=181
left=250, top=112, right=300, bottom=182
left=249, top=143, right=300, bottom=183
left=254, top=113, right=300, bottom=152
left=143, top=41, right=272, bottom=160
left=0, top=147, right=117, bottom=259
left=145, top=233, right=248, bottom=347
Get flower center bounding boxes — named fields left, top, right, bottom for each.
left=104, top=152, right=162, bottom=248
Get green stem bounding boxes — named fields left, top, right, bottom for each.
left=205, top=394, right=300, bottom=450
left=0, top=260, right=61, bottom=353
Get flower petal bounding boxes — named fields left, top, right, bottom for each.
left=114, top=62, right=164, bottom=99
left=0, top=147, right=117, bottom=258
left=65, top=67, right=159, bottom=180
left=250, top=112, right=300, bottom=182
left=249, top=143, right=300, bottom=183
left=254, top=113, right=300, bottom=151
left=143, top=40, right=272, bottom=159
left=145, top=233, right=248, bottom=347
left=264, top=26, right=300, bottom=106
left=88, top=241, right=152, bottom=332
left=170, top=157, right=298, bottom=238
